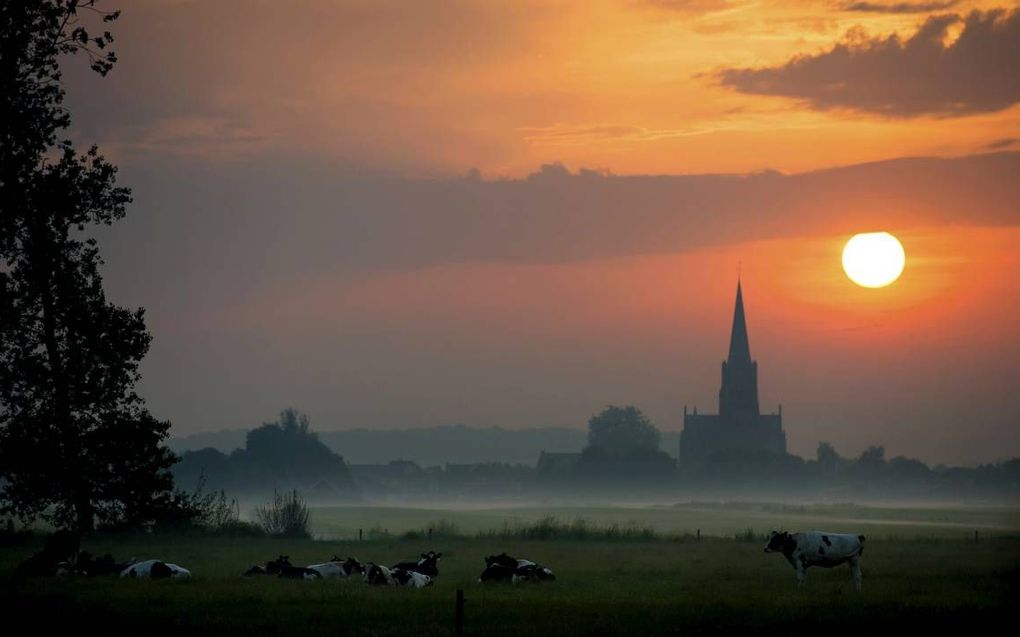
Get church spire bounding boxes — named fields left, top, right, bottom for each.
left=727, top=279, right=751, bottom=365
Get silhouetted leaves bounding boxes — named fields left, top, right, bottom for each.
left=0, top=1, right=175, bottom=533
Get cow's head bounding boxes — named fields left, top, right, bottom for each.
left=344, top=557, right=366, bottom=575
left=418, top=551, right=442, bottom=567
left=364, top=563, right=391, bottom=586
left=265, top=555, right=292, bottom=574
left=764, top=531, right=794, bottom=554
left=485, top=552, right=516, bottom=568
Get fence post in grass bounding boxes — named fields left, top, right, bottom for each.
left=455, top=589, right=465, bottom=637
left=359, top=528, right=363, bottom=542
left=975, top=530, right=979, bottom=543
left=429, top=527, right=433, bottom=542
left=697, top=528, right=700, bottom=542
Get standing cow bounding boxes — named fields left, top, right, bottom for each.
left=764, top=531, right=865, bottom=591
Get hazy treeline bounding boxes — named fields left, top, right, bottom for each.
left=169, top=425, right=604, bottom=466
left=174, top=409, right=355, bottom=500
left=172, top=407, right=1020, bottom=502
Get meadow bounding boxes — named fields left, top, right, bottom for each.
left=1, top=503, right=1018, bottom=636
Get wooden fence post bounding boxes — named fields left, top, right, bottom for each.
left=359, top=528, right=363, bottom=542
left=455, top=589, right=465, bottom=637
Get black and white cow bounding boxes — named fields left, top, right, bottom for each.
left=64, top=552, right=131, bottom=577
left=478, top=553, right=555, bottom=583
left=764, top=531, right=865, bottom=591
left=14, top=531, right=82, bottom=578
left=277, top=562, right=323, bottom=580
left=306, top=556, right=366, bottom=579
left=364, top=563, right=432, bottom=588
left=243, top=555, right=293, bottom=576
left=392, top=551, right=442, bottom=578
left=120, top=559, right=192, bottom=579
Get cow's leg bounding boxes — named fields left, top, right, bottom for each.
left=849, top=557, right=862, bottom=592
left=795, top=563, right=806, bottom=587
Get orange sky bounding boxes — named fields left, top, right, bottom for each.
left=73, top=0, right=1020, bottom=176
left=65, top=1, right=1020, bottom=463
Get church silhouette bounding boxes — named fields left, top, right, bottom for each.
left=678, top=281, right=787, bottom=462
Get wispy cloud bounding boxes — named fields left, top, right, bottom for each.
left=984, top=137, right=1020, bottom=150
left=838, top=1, right=960, bottom=14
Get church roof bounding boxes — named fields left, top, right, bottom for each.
left=727, top=280, right=752, bottom=364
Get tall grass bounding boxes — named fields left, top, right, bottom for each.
left=480, top=516, right=660, bottom=541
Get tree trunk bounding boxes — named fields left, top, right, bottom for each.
left=30, top=216, right=93, bottom=533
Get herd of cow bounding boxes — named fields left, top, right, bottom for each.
left=13, top=535, right=557, bottom=589
left=12, top=529, right=867, bottom=590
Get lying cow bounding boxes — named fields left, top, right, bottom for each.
left=764, top=531, right=865, bottom=591
left=478, top=553, right=556, bottom=583
left=277, top=562, right=322, bottom=580
left=120, top=559, right=192, bottom=579
left=14, top=531, right=82, bottom=578
left=364, top=563, right=432, bottom=588
left=306, top=556, right=366, bottom=579
left=59, top=551, right=131, bottom=577
left=243, top=555, right=293, bottom=576
left=392, top=551, right=442, bottom=578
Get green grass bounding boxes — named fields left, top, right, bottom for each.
left=2, top=504, right=1018, bottom=635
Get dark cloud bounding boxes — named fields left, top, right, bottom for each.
left=97, top=151, right=1020, bottom=314
left=716, top=9, right=1020, bottom=117
left=985, top=137, right=1019, bottom=149
left=839, top=1, right=959, bottom=13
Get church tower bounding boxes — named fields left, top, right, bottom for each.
left=719, top=281, right=759, bottom=421
left=678, top=280, right=786, bottom=462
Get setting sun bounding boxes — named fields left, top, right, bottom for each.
left=841, top=232, right=906, bottom=288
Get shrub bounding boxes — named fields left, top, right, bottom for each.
left=145, top=472, right=263, bottom=536
left=734, top=528, right=759, bottom=543
left=254, top=490, right=311, bottom=538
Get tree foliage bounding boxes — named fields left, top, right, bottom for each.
left=173, top=409, right=355, bottom=496
left=578, top=405, right=674, bottom=479
left=585, top=405, right=661, bottom=455
left=0, top=1, right=175, bottom=533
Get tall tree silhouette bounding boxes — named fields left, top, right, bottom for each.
left=0, top=2, right=175, bottom=533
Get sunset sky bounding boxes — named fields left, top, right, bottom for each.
left=64, top=0, right=1020, bottom=464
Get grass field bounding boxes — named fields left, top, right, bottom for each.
left=308, top=502, right=1020, bottom=540
left=2, top=503, right=1018, bottom=635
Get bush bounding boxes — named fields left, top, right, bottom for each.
left=481, top=516, right=657, bottom=541
left=734, top=528, right=759, bottom=542
left=400, top=519, right=461, bottom=541
left=0, top=519, right=34, bottom=547
left=254, top=490, right=311, bottom=538
left=144, top=473, right=263, bottom=536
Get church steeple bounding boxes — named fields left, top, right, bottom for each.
left=719, top=279, right=760, bottom=419
left=727, top=280, right=752, bottom=365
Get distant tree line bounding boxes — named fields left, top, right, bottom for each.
left=173, top=409, right=355, bottom=499
left=174, top=405, right=1020, bottom=500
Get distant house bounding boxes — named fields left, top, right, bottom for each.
left=536, top=451, right=581, bottom=478
left=349, top=460, right=431, bottom=493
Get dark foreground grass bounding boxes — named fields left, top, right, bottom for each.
left=1, top=534, right=1017, bottom=636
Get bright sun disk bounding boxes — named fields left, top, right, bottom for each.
left=841, top=232, right=905, bottom=288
